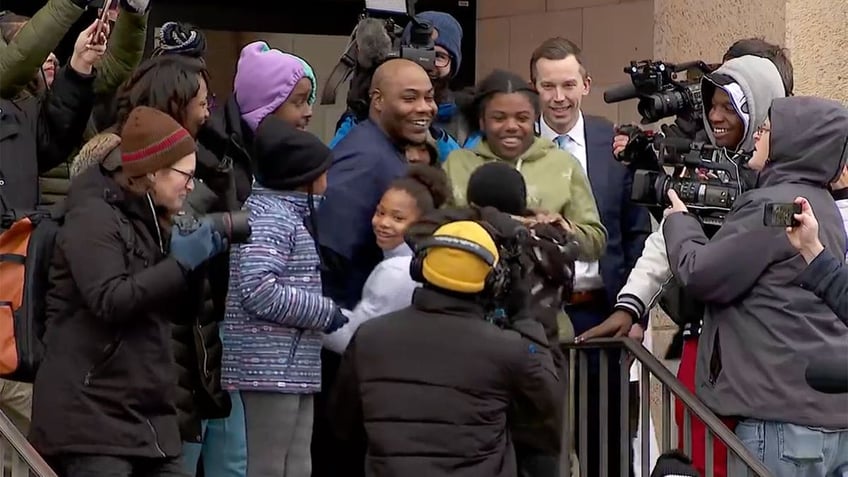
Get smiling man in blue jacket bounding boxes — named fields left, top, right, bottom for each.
left=312, top=56, right=436, bottom=477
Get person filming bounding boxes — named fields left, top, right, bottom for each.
left=329, top=219, right=560, bottom=477
left=787, top=196, right=848, bottom=326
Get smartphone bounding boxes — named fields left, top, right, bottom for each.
left=763, top=202, right=801, bottom=227
left=94, top=0, right=117, bottom=43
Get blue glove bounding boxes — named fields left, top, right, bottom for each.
left=324, top=309, right=349, bottom=334
left=170, top=221, right=226, bottom=271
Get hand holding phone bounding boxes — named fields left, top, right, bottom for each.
left=763, top=202, right=802, bottom=227
left=93, top=0, right=116, bottom=44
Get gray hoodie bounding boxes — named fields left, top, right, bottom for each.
left=701, top=55, right=786, bottom=152
left=615, top=56, right=787, bottom=321
left=663, top=96, right=848, bottom=427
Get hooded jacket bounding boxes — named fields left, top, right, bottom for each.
left=662, top=96, right=848, bottom=427
left=614, top=55, right=786, bottom=323
left=443, top=137, right=606, bottom=262
left=29, top=166, right=196, bottom=458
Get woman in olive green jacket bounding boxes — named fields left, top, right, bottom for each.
left=443, top=69, right=607, bottom=262
left=0, top=0, right=148, bottom=204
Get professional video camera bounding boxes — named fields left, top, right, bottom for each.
left=630, top=137, right=751, bottom=227
left=604, top=59, right=714, bottom=125
left=320, top=0, right=436, bottom=120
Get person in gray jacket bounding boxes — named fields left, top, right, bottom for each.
left=663, top=95, right=848, bottom=477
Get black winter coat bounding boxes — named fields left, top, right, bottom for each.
left=29, top=166, right=197, bottom=459
left=171, top=155, right=239, bottom=442
left=196, top=97, right=255, bottom=205
left=0, top=66, right=94, bottom=220
left=330, top=287, right=561, bottom=477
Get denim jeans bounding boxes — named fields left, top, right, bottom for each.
left=181, top=391, right=248, bottom=477
left=735, top=419, right=848, bottom=477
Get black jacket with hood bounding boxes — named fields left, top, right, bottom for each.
left=330, top=287, right=560, bottom=477
left=29, top=165, right=199, bottom=458
left=663, top=96, right=848, bottom=427
left=0, top=66, right=94, bottom=221
left=196, top=97, right=255, bottom=205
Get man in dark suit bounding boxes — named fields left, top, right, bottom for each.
left=530, top=37, right=651, bottom=477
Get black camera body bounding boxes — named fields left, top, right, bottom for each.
left=631, top=138, right=751, bottom=227
left=604, top=60, right=715, bottom=125
left=172, top=211, right=252, bottom=244
left=320, top=0, right=435, bottom=120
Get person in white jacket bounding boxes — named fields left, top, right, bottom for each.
left=324, top=165, right=451, bottom=353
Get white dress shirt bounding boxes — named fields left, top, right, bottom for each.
left=539, top=112, right=604, bottom=292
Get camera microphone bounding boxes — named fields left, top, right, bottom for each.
left=604, top=83, right=639, bottom=104
left=805, top=357, right=848, bottom=394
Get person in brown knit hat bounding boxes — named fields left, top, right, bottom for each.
left=119, top=105, right=198, bottom=215
left=29, top=107, right=226, bottom=476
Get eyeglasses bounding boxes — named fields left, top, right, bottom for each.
left=756, top=125, right=771, bottom=136
left=170, top=167, right=196, bottom=187
left=435, top=52, right=451, bottom=68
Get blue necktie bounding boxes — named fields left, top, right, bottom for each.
left=555, top=135, right=577, bottom=156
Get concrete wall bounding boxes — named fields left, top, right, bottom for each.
left=476, top=0, right=655, bottom=126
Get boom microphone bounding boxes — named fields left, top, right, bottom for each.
left=805, top=357, right=848, bottom=394
left=354, top=17, right=393, bottom=69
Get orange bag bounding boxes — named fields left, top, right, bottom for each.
left=0, top=212, right=60, bottom=382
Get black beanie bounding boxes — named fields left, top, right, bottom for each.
left=467, top=162, right=528, bottom=215
left=253, top=117, right=333, bottom=191
left=650, top=451, right=700, bottom=477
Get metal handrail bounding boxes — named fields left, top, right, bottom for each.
left=563, top=337, right=774, bottom=477
left=0, top=410, right=57, bottom=477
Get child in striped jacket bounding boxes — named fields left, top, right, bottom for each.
left=223, top=116, right=347, bottom=477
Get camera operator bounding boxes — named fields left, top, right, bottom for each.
left=786, top=197, right=848, bottom=325
left=329, top=219, right=560, bottom=477
left=29, top=106, right=228, bottom=476
left=611, top=38, right=794, bottom=161
left=463, top=162, right=579, bottom=477
left=579, top=54, right=786, bottom=477
left=662, top=95, right=848, bottom=476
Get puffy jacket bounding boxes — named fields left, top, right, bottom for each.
left=29, top=165, right=200, bottom=458
left=329, top=287, right=560, bottom=477
left=0, top=65, right=94, bottom=220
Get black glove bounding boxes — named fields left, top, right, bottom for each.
left=170, top=220, right=226, bottom=271
left=324, top=309, right=349, bottom=334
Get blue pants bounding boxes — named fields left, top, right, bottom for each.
left=736, top=419, right=848, bottom=477
left=181, top=391, right=248, bottom=477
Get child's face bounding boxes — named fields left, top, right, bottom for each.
left=371, top=188, right=420, bottom=251
left=405, top=144, right=432, bottom=165
left=273, top=77, right=313, bottom=131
